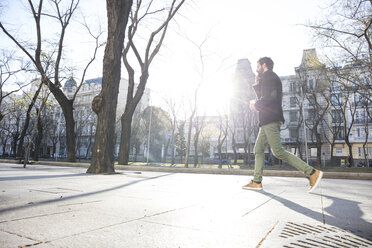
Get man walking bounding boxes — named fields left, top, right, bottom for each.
left=242, top=57, right=323, bottom=192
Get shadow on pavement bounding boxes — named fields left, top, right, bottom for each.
left=0, top=173, right=90, bottom=181
left=0, top=173, right=172, bottom=215
left=258, top=190, right=372, bottom=236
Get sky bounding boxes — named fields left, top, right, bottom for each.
left=0, top=0, right=329, bottom=116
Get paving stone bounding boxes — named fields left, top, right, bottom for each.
left=0, top=163, right=371, bottom=248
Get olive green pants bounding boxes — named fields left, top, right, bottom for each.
left=253, top=122, right=314, bottom=183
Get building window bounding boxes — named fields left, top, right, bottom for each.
left=290, top=97, right=297, bottom=107
left=290, top=111, right=298, bottom=122
left=289, top=128, right=297, bottom=139
left=336, top=148, right=342, bottom=155
left=332, top=110, right=343, bottom=123
left=365, top=77, right=371, bottom=88
left=358, top=147, right=363, bottom=157
left=307, top=109, right=315, bottom=120
left=290, top=82, right=296, bottom=93
left=307, top=79, right=315, bottom=90
left=331, top=93, right=342, bottom=105
left=308, top=96, right=316, bottom=106
left=356, top=127, right=361, bottom=137
left=358, top=147, right=372, bottom=157
left=333, top=127, right=344, bottom=139
left=331, top=81, right=341, bottom=91
left=354, top=110, right=366, bottom=124
left=354, top=93, right=363, bottom=106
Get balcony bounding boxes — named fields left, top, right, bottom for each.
left=282, top=138, right=297, bottom=143
left=354, top=119, right=372, bottom=124
left=350, top=136, right=372, bottom=142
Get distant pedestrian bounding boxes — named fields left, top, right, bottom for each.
left=242, top=57, right=323, bottom=192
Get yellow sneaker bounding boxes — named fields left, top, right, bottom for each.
left=242, top=180, right=263, bottom=190
left=308, top=170, right=323, bottom=193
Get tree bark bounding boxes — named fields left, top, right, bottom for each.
left=118, top=112, right=133, bottom=165
left=193, top=133, right=199, bottom=167
left=87, top=0, right=132, bottom=174
left=118, top=72, right=149, bottom=165
left=170, top=123, right=176, bottom=165
left=184, top=116, right=193, bottom=168
left=57, top=97, right=76, bottom=162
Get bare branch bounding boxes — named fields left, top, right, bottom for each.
left=72, top=20, right=104, bottom=101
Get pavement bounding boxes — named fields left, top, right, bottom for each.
left=0, top=162, right=372, bottom=248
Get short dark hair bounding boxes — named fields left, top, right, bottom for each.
left=257, top=57, right=274, bottom=70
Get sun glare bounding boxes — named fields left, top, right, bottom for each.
left=197, top=76, right=232, bottom=116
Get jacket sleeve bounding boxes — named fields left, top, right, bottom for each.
left=254, top=76, right=281, bottom=112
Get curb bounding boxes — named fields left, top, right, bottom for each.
left=1, top=160, right=372, bottom=180
left=116, top=165, right=372, bottom=180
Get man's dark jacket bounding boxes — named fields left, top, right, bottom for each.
left=253, top=70, right=285, bottom=127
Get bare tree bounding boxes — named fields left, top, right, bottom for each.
left=361, top=94, right=371, bottom=167
left=307, top=0, right=372, bottom=98
left=216, top=113, right=228, bottom=169
left=1, top=0, right=103, bottom=162
left=193, top=115, right=205, bottom=167
left=199, top=128, right=211, bottom=164
left=8, top=96, right=27, bottom=157
left=321, top=81, right=344, bottom=167
left=129, top=109, right=146, bottom=162
left=141, top=106, right=171, bottom=162
left=75, top=105, right=93, bottom=160
left=23, top=90, right=50, bottom=167
left=184, top=98, right=196, bottom=168
left=0, top=50, right=31, bottom=123
left=0, top=120, right=11, bottom=156
left=43, top=103, right=61, bottom=158
left=241, top=107, right=257, bottom=167
left=118, top=0, right=186, bottom=165
left=284, top=85, right=306, bottom=161
left=164, top=96, right=181, bottom=165
left=175, top=120, right=186, bottom=163
left=87, top=0, right=132, bottom=173
left=334, top=74, right=359, bottom=167
left=16, top=80, right=43, bottom=160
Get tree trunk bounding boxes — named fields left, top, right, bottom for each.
left=170, top=130, right=175, bottom=165
left=87, top=0, right=132, bottom=173
left=193, top=134, right=199, bottom=167
left=2, top=140, right=7, bottom=157
left=184, top=117, right=193, bottom=168
left=12, top=133, right=19, bottom=158
left=48, top=84, right=77, bottom=162
left=316, top=133, right=322, bottom=167
left=232, top=141, right=237, bottom=164
left=59, top=99, right=76, bottom=162
left=118, top=112, right=133, bottom=165
left=218, top=145, right=223, bottom=169
left=330, top=143, right=335, bottom=167
left=346, top=142, right=354, bottom=167
left=33, top=114, right=43, bottom=161
left=163, top=137, right=170, bottom=163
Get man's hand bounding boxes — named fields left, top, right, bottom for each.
left=255, top=75, right=261, bottom=84
left=250, top=100, right=256, bottom=111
